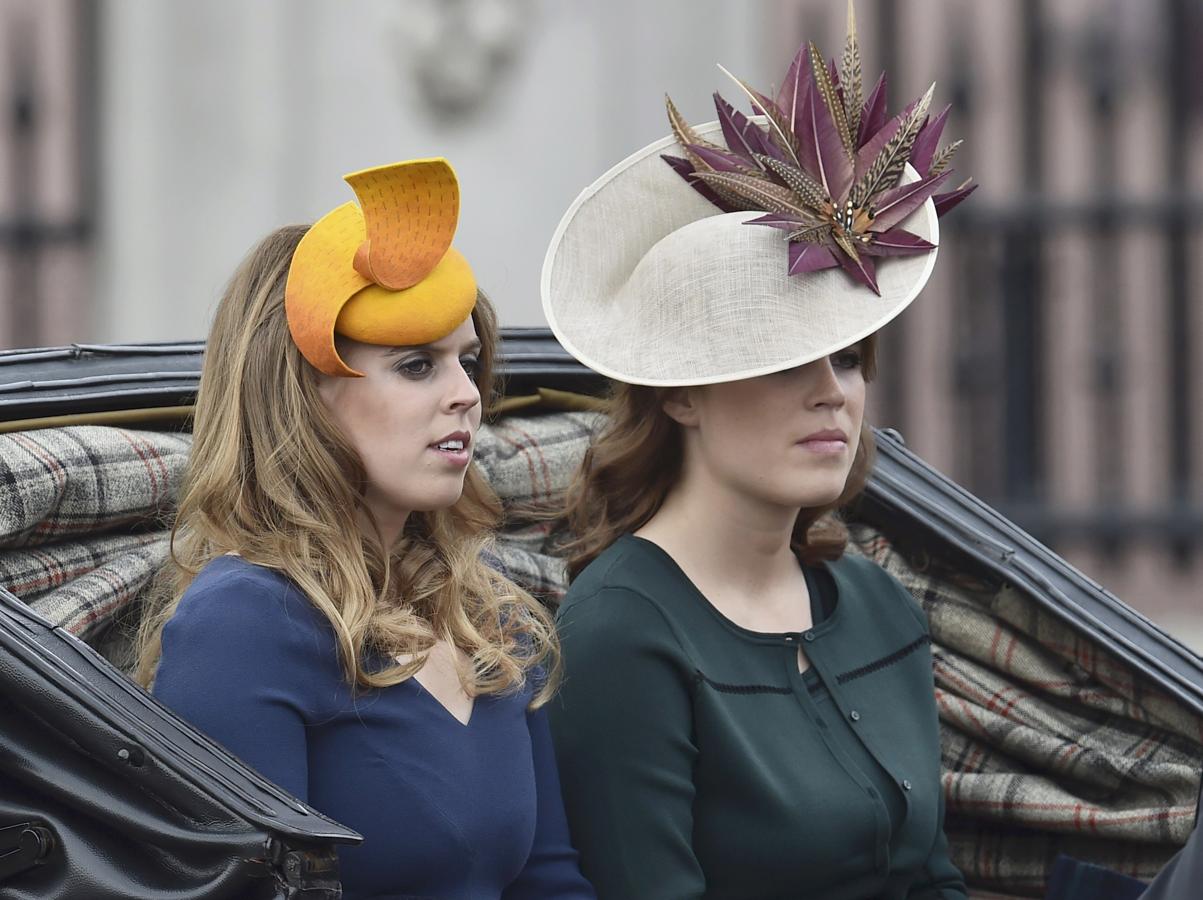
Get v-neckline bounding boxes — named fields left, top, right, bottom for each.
left=412, top=669, right=475, bottom=727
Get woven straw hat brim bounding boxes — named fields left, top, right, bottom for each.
left=541, top=121, right=939, bottom=386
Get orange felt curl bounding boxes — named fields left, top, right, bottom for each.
left=284, top=158, right=477, bottom=378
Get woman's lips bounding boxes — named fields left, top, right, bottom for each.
left=797, top=429, right=849, bottom=455
left=429, top=431, right=472, bottom=468
left=798, top=438, right=848, bottom=454
left=429, top=445, right=472, bottom=467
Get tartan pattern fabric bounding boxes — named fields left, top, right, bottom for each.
left=0, top=426, right=189, bottom=549
left=0, top=415, right=603, bottom=636
left=1, top=531, right=169, bottom=639
left=848, top=523, right=1201, bottom=896
left=474, top=411, right=604, bottom=509
left=475, top=411, right=604, bottom=602
left=1, top=418, right=1199, bottom=899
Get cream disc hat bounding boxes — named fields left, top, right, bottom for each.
left=541, top=3, right=974, bottom=387
left=542, top=124, right=938, bottom=386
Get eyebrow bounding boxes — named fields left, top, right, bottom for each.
left=385, top=337, right=482, bottom=357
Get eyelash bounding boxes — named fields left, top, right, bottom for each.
left=392, top=355, right=480, bottom=379
left=831, top=349, right=863, bottom=370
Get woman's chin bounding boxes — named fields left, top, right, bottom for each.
left=409, top=485, right=469, bottom=513
left=775, top=482, right=848, bottom=511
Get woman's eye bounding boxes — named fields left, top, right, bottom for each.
left=460, top=356, right=480, bottom=378
left=832, top=350, right=863, bottom=370
left=394, top=357, right=433, bottom=377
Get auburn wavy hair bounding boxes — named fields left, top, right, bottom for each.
left=136, top=224, right=559, bottom=706
left=560, top=337, right=879, bottom=582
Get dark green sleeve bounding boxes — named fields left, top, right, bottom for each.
left=549, top=587, right=705, bottom=900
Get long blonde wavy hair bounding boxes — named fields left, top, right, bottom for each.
left=136, top=224, right=559, bottom=706
left=560, top=337, right=879, bottom=582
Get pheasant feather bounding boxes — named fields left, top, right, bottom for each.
left=851, top=84, right=933, bottom=207
left=691, top=171, right=814, bottom=218
left=840, top=0, right=864, bottom=144
left=759, top=155, right=830, bottom=216
left=929, top=139, right=963, bottom=175
left=810, top=42, right=855, bottom=157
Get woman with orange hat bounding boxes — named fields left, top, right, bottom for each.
left=138, top=160, right=595, bottom=899
left=543, top=6, right=973, bottom=898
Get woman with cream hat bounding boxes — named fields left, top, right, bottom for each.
left=140, top=159, right=595, bottom=899
left=545, top=7, right=973, bottom=898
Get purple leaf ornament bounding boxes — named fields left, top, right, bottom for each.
left=861, top=227, right=937, bottom=257
left=661, top=154, right=739, bottom=212
left=776, top=43, right=812, bottom=133
left=789, top=240, right=841, bottom=275
left=857, top=72, right=888, bottom=148
left=689, top=143, right=757, bottom=174
left=868, top=169, right=952, bottom=232
left=713, top=93, right=782, bottom=166
left=932, top=181, right=978, bottom=216
left=834, top=246, right=880, bottom=294
left=796, top=82, right=853, bottom=202
left=745, top=212, right=813, bottom=232
left=909, top=104, right=951, bottom=176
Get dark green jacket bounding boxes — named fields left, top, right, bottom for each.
left=550, top=534, right=967, bottom=900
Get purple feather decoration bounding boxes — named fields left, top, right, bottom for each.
left=660, top=154, right=739, bottom=212
left=861, top=227, right=937, bottom=257
left=663, top=13, right=973, bottom=288
left=688, top=143, right=757, bottom=174
left=857, top=72, right=888, bottom=148
left=789, top=241, right=840, bottom=275
left=909, top=104, right=950, bottom=176
left=713, top=93, right=782, bottom=166
left=776, top=43, right=812, bottom=133
left=869, top=170, right=952, bottom=232
left=834, top=247, right=880, bottom=294
left=796, top=81, right=853, bottom=202
left=853, top=113, right=902, bottom=183
left=746, top=212, right=812, bottom=232
left=932, top=181, right=978, bottom=217
left=827, top=57, right=843, bottom=103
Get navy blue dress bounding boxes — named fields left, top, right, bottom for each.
left=154, top=555, right=594, bottom=900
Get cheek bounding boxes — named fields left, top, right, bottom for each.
left=327, top=378, right=429, bottom=462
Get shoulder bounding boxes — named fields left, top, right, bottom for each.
left=562, top=539, right=679, bottom=626
left=558, top=542, right=693, bottom=667
left=827, top=551, right=930, bottom=634
left=163, top=556, right=337, bottom=661
left=563, top=535, right=682, bottom=612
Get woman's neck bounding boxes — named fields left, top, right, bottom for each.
left=635, top=473, right=805, bottom=608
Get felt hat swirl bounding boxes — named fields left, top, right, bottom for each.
left=286, top=159, right=477, bottom=378
left=542, top=2, right=975, bottom=387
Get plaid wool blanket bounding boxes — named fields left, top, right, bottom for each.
left=0, top=418, right=1198, bottom=898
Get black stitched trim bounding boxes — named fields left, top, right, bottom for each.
left=835, top=634, right=932, bottom=685
left=694, top=670, right=792, bottom=695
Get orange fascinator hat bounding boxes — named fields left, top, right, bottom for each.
left=285, top=158, right=477, bottom=377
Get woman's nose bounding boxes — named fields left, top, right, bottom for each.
left=446, top=364, right=481, bottom=412
left=804, top=358, right=847, bottom=409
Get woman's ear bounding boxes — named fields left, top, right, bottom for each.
left=661, top=386, right=700, bottom=428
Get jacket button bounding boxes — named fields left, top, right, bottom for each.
left=902, top=779, right=913, bottom=791
left=803, top=631, right=816, bottom=642
left=849, top=710, right=861, bottom=722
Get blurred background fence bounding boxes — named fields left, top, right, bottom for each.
left=0, top=0, right=1200, bottom=646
